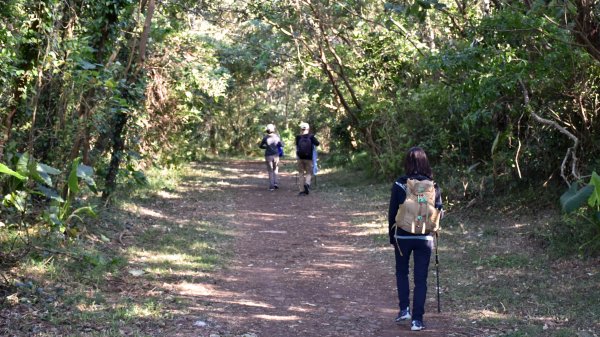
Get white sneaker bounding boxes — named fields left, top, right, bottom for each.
left=411, top=320, right=424, bottom=331
left=395, top=307, right=411, bottom=322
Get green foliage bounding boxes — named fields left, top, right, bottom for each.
left=556, top=172, right=600, bottom=255
left=0, top=153, right=96, bottom=237
left=1, top=0, right=600, bottom=284
left=42, top=158, right=97, bottom=236
left=560, top=182, right=594, bottom=214
left=589, top=171, right=600, bottom=210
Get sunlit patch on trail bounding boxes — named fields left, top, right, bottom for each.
left=295, top=269, right=325, bottom=277
left=320, top=245, right=364, bottom=254
left=129, top=251, right=217, bottom=273
left=174, top=282, right=215, bottom=296
left=287, top=305, right=314, bottom=313
left=307, top=262, right=354, bottom=270
left=156, top=190, right=181, bottom=199
left=253, top=314, right=301, bottom=321
left=226, top=299, right=274, bottom=309
left=134, top=206, right=167, bottom=219
left=468, top=309, right=509, bottom=320
left=239, top=211, right=298, bottom=222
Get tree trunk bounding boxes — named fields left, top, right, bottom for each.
left=102, top=0, right=155, bottom=200
left=70, top=2, right=121, bottom=166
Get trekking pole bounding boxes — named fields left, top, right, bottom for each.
left=435, top=231, right=441, bottom=313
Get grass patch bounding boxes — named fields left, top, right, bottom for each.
left=1, top=161, right=234, bottom=336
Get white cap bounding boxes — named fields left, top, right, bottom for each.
left=266, top=123, right=275, bottom=132
left=299, top=122, right=309, bottom=130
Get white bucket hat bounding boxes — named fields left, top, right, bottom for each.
left=299, top=122, right=309, bottom=130
left=266, top=123, right=275, bottom=132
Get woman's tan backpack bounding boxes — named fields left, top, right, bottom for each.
left=395, top=179, right=441, bottom=234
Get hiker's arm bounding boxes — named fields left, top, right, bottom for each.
left=434, top=184, right=443, bottom=210
left=388, top=183, right=405, bottom=244
left=259, top=137, right=267, bottom=149
left=311, top=135, right=320, bottom=146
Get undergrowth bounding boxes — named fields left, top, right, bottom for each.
left=1, top=162, right=233, bottom=336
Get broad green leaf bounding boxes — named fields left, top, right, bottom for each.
left=491, top=132, right=500, bottom=156
left=38, top=163, right=61, bottom=175
left=68, top=159, right=81, bottom=195
left=80, top=60, right=96, bottom=70
left=16, top=152, right=31, bottom=176
left=44, top=211, right=63, bottom=226
left=77, top=164, right=97, bottom=192
left=71, top=205, right=96, bottom=217
left=4, top=191, right=28, bottom=213
left=0, top=162, right=26, bottom=180
left=36, top=184, right=64, bottom=202
left=588, top=171, right=600, bottom=209
left=32, top=169, right=52, bottom=186
left=560, top=183, right=594, bottom=213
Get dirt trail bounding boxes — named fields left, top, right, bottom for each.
left=172, top=160, right=467, bottom=337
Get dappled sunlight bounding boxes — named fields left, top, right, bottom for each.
left=156, top=190, right=181, bottom=199
left=226, top=299, right=275, bottom=309
left=134, top=205, right=168, bottom=219
left=169, top=281, right=276, bottom=310
left=219, top=166, right=243, bottom=174
left=346, top=225, right=386, bottom=237
left=173, top=283, right=278, bottom=310
left=174, top=282, right=215, bottom=296
left=296, top=269, right=326, bottom=277
left=129, top=251, right=209, bottom=270
left=310, top=262, right=354, bottom=269
left=237, top=211, right=299, bottom=222
left=321, top=245, right=364, bottom=254
left=76, top=302, right=104, bottom=313
left=117, top=302, right=164, bottom=319
left=253, top=314, right=301, bottom=321
left=348, top=211, right=380, bottom=217
left=466, top=309, right=510, bottom=320
left=287, top=304, right=315, bottom=313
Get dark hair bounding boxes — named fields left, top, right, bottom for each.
left=404, top=146, right=433, bottom=178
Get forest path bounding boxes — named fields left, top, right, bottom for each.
left=168, top=160, right=469, bottom=337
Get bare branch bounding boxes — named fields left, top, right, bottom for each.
left=519, top=79, right=580, bottom=184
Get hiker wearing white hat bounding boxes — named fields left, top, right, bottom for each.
left=259, top=123, right=283, bottom=191
left=296, top=122, right=320, bottom=195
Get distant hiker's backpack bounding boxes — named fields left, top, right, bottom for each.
left=278, top=144, right=284, bottom=157
left=297, top=135, right=312, bottom=158
left=395, top=179, right=441, bottom=234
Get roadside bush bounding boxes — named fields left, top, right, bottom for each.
left=541, top=208, right=600, bottom=257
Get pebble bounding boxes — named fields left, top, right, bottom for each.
left=193, top=320, right=208, bottom=327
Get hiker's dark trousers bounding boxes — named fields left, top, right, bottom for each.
left=394, top=237, right=433, bottom=322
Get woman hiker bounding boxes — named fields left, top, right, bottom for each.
left=388, top=146, right=443, bottom=331
left=259, top=123, right=283, bottom=191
